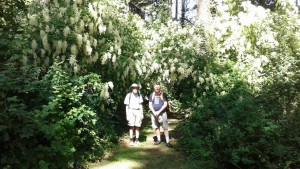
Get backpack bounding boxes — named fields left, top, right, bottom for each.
left=151, top=92, right=170, bottom=113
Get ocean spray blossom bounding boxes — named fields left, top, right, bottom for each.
left=63, top=26, right=71, bottom=37
left=71, top=45, right=78, bottom=56
left=76, top=34, right=83, bottom=47
left=31, top=40, right=38, bottom=51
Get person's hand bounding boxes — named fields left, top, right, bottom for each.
left=151, top=110, right=156, bottom=116
left=154, top=111, right=159, bottom=117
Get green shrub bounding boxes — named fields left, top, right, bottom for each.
left=0, top=61, right=118, bottom=168
left=176, top=60, right=300, bottom=168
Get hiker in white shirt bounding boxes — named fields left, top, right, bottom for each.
left=124, top=83, right=143, bottom=146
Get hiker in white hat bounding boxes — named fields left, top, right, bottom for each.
left=124, top=83, right=144, bottom=146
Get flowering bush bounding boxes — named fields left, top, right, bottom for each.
left=175, top=1, right=300, bottom=168
left=0, top=0, right=299, bottom=168
left=0, top=0, right=148, bottom=168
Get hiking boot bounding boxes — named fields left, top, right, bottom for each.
left=154, top=140, right=161, bottom=145
left=166, top=142, right=173, bottom=148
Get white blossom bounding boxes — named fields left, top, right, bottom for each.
left=41, top=49, right=46, bottom=58
left=77, top=34, right=83, bottom=47
left=177, top=67, right=185, bottom=75
left=135, top=63, right=142, bottom=75
left=220, top=91, right=226, bottom=96
left=101, top=53, right=109, bottom=65
left=55, top=40, right=62, bottom=55
left=62, top=41, right=68, bottom=53
left=69, top=55, right=77, bottom=66
left=98, top=24, right=106, bottom=34
left=71, top=45, right=78, bottom=56
left=59, top=7, right=66, bottom=16
left=93, top=39, right=98, bottom=48
left=89, top=22, right=95, bottom=34
left=65, top=0, right=70, bottom=5
left=112, top=54, right=117, bottom=63
left=100, top=86, right=109, bottom=99
left=73, top=64, right=80, bottom=74
left=76, top=0, right=82, bottom=5
left=93, top=52, right=99, bottom=62
left=85, top=40, right=92, bottom=56
left=28, top=15, right=38, bottom=26
left=63, top=26, right=71, bottom=38
left=199, top=77, right=205, bottom=84
left=41, top=34, right=50, bottom=52
left=42, top=8, right=50, bottom=22
left=31, top=40, right=38, bottom=51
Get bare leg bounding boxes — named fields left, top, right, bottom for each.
left=164, top=129, right=170, bottom=143
left=135, top=127, right=140, bottom=141
left=155, top=128, right=161, bottom=141
left=129, top=127, right=134, bottom=139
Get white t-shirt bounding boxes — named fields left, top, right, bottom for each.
left=124, top=92, right=143, bottom=109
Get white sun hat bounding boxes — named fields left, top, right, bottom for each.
left=130, top=83, right=140, bottom=89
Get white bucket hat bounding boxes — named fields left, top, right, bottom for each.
left=130, top=83, right=140, bottom=89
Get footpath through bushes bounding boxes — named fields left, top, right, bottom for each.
left=0, top=0, right=299, bottom=168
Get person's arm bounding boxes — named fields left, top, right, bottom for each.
left=157, top=101, right=167, bottom=115
left=149, top=94, right=157, bottom=116
left=124, top=93, right=130, bottom=121
left=157, top=93, right=168, bottom=115
left=139, top=94, right=144, bottom=119
left=126, top=105, right=130, bottom=121
left=149, top=102, right=156, bottom=115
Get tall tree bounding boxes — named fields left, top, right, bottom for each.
left=197, top=0, right=202, bottom=18
left=197, top=0, right=211, bottom=22
left=181, top=0, right=186, bottom=25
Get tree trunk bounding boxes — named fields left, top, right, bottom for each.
left=181, top=0, right=185, bottom=25
left=175, top=0, right=178, bottom=20
left=197, top=0, right=211, bottom=22
left=197, top=0, right=202, bottom=18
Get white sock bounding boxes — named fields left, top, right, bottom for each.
left=165, top=136, right=170, bottom=143
left=157, top=135, right=161, bottom=141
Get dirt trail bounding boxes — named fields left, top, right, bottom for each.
left=89, top=117, right=196, bottom=169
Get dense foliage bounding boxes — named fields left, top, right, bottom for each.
left=0, top=0, right=299, bottom=168
left=175, top=1, right=300, bottom=168
left=0, top=0, right=144, bottom=168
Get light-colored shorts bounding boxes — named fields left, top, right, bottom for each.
left=128, top=109, right=143, bottom=127
left=151, top=112, right=169, bottom=130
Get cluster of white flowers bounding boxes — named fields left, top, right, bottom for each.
left=69, top=55, right=77, bottom=66
left=256, top=30, right=279, bottom=48
left=31, top=40, right=38, bottom=52
left=42, top=8, right=50, bottom=22
left=28, top=14, right=38, bottom=26
left=85, top=40, right=93, bottom=56
left=208, top=0, right=286, bottom=85
left=63, top=26, right=71, bottom=38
